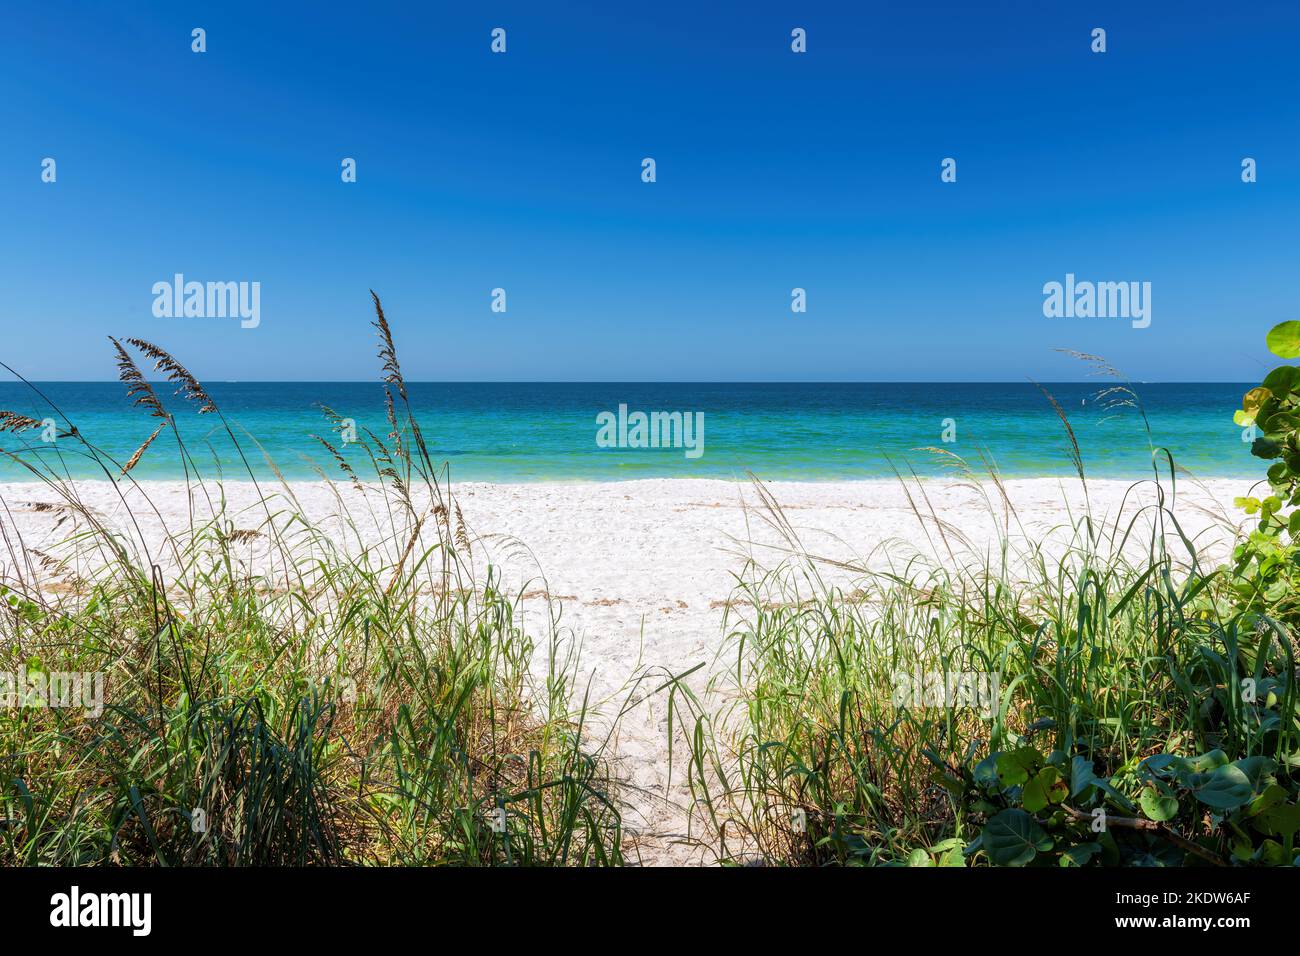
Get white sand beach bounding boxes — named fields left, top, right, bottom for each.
left=1, top=475, right=1250, bottom=863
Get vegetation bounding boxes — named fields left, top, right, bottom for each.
left=2, top=305, right=1297, bottom=867
left=0, top=294, right=623, bottom=866
left=682, top=325, right=1300, bottom=866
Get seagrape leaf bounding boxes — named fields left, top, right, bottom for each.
left=1262, top=411, right=1300, bottom=436
left=1243, top=386, right=1272, bottom=413
left=1252, top=436, right=1282, bottom=459
left=1023, top=767, right=1062, bottom=812
left=1059, top=843, right=1102, bottom=867
left=1263, top=365, right=1298, bottom=395
left=1259, top=802, right=1300, bottom=839
left=1266, top=321, right=1300, bottom=359
left=1140, top=753, right=1180, bottom=776
left=995, top=747, right=1040, bottom=787
left=1256, top=840, right=1287, bottom=865
left=983, top=809, right=1052, bottom=866
left=973, top=753, right=1001, bottom=790
left=1232, top=756, right=1277, bottom=792
left=1139, top=788, right=1179, bottom=822
left=1070, top=755, right=1097, bottom=796
left=1191, top=764, right=1253, bottom=810
left=1249, top=784, right=1288, bottom=817
left=1180, top=750, right=1229, bottom=773
left=930, top=839, right=966, bottom=867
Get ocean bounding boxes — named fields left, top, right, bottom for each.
left=0, top=381, right=1257, bottom=482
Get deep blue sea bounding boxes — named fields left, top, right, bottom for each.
left=0, top=382, right=1257, bottom=482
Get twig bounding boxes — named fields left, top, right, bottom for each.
left=1059, top=805, right=1227, bottom=866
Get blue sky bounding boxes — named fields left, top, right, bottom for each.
left=2, top=1, right=1297, bottom=381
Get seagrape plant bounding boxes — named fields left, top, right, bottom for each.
left=1231, top=320, right=1300, bottom=626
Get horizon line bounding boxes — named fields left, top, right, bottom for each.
left=3, top=379, right=1259, bottom=386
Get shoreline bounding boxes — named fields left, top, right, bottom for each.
left=0, top=476, right=1263, bottom=489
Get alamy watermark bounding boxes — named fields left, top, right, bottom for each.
left=1042, top=273, right=1150, bottom=329
left=152, top=274, right=260, bottom=328
left=50, top=886, right=150, bottom=936
left=339, top=417, right=357, bottom=444
left=2, top=669, right=104, bottom=717
left=595, top=404, right=705, bottom=459
left=892, top=669, right=1000, bottom=718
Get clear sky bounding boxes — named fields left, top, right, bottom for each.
left=3, top=1, right=1297, bottom=381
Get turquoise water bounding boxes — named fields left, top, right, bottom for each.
left=0, top=382, right=1257, bottom=482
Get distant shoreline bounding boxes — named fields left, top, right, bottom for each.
left=0, top=471, right=1261, bottom=486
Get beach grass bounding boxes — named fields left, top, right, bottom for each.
left=680, top=448, right=1299, bottom=866
left=1, top=301, right=1297, bottom=867
left=0, top=296, right=623, bottom=866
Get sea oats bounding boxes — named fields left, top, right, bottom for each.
left=119, top=422, right=166, bottom=476
left=0, top=411, right=43, bottom=433
left=370, top=290, right=407, bottom=401
left=124, top=338, right=217, bottom=414
left=109, top=336, right=170, bottom=420
left=454, top=502, right=470, bottom=556
left=312, top=434, right=363, bottom=492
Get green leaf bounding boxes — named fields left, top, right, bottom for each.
left=1024, top=766, right=1067, bottom=807
left=1023, top=771, right=1050, bottom=812
left=1059, top=843, right=1102, bottom=867
left=1231, top=836, right=1255, bottom=862
left=983, top=809, right=1053, bottom=866
left=1140, top=753, right=1180, bottom=776
left=1248, top=784, right=1287, bottom=817
left=1232, top=756, right=1277, bottom=793
left=1190, top=764, right=1253, bottom=810
left=935, top=844, right=966, bottom=867
left=1259, top=803, right=1300, bottom=839
left=995, top=747, right=1040, bottom=787
left=1253, top=436, right=1283, bottom=459
left=1139, top=788, right=1179, bottom=822
left=1069, top=755, right=1097, bottom=797
left=1179, top=749, right=1229, bottom=773
left=928, top=838, right=966, bottom=867
left=1262, top=365, right=1298, bottom=395
left=1256, top=839, right=1287, bottom=865
left=973, top=753, right=1001, bottom=790
left=1266, top=321, right=1300, bottom=359
left=1261, top=412, right=1300, bottom=436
